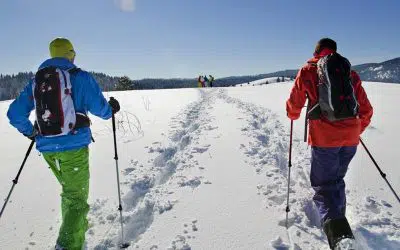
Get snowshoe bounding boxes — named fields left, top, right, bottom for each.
left=323, top=217, right=355, bottom=250
left=334, top=237, right=356, bottom=250
left=119, top=242, right=130, bottom=249
left=54, top=244, right=66, bottom=250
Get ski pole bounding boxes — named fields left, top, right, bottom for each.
left=360, top=138, right=400, bottom=204
left=304, top=96, right=310, bottom=143
left=304, top=114, right=308, bottom=143
left=0, top=140, right=35, bottom=221
left=110, top=99, right=130, bottom=249
left=285, top=120, right=294, bottom=229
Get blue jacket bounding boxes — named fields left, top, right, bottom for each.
left=7, top=58, right=112, bottom=152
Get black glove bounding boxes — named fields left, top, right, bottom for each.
left=109, top=97, right=120, bottom=114
left=24, top=127, right=39, bottom=141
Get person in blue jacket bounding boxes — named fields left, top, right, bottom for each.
left=7, top=37, right=120, bottom=250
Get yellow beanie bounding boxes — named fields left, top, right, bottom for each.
left=49, top=38, right=75, bottom=61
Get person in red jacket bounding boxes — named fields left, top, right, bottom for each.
left=286, top=38, right=373, bottom=249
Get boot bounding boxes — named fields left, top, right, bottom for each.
left=323, top=217, right=354, bottom=249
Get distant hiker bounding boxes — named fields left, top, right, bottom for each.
left=197, top=75, right=203, bottom=88
left=7, top=37, right=121, bottom=250
left=209, top=75, right=214, bottom=87
left=204, top=75, right=209, bottom=87
left=286, top=38, right=373, bottom=249
left=199, top=75, right=205, bottom=88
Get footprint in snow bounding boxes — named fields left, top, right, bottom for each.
left=156, top=200, right=175, bottom=214
left=303, top=199, right=322, bottom=227
left=169, top=235, right=191, bottom=250
left=381, top=200, right=392, bottom=208
left=205, top=125, right=218, bottom=131
left=365, top=196, right=381, bottom=214
left=178, top=177, right=202, bottom=189
left=268, top=194, right=287, bottom=205
left=270, top=236, right=290, bottom=250
left=191, top=146, right=209, bottom=154
left=123, top=167, right=135, bottom=176
left=277, top=212, right=302, bottom=228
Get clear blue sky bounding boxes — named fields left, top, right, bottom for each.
left=1, top=0, right=399, bottom=79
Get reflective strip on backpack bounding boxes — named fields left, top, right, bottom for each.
left=31, top=80, right=41, bottom=134
left=344, top=58, right=360, bottom=115
left=57, top=69, right=76, bottom=136
left=320, top=56, right=335, bottom=112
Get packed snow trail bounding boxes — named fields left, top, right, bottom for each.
left=98, top=88, right=289, bottom=249
left=88, top=89, right=216, bottom=249
left=219, top=88, right=400, bottom=249
left=217, top=89, right=326, bottom=249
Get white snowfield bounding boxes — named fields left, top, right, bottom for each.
left=0, top=81, right=399, bottom=250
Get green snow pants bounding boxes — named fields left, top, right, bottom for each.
left=43, top=147, right=90, bottom=250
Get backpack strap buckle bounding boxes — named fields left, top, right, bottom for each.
left=75, top=112, right=91, bottom=129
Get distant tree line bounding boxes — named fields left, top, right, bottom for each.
left=0, top=70, right=298, bottom=101
left=0, top=71, right=120, bottom=101
left=0, top=72, right=34, bottom=100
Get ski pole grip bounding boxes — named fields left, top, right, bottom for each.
left=111, top=113, right=116, bottom=132
left=111, top=112, right=118, bottom=160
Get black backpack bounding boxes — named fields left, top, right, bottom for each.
left=308, top=53, right=359, bottom=121
left=33, top=67, right=89, bottom=136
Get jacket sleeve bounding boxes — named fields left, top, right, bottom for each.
left=352, top=71, right=373, bottom=133
left=7, top=81, right=35, bottom=136
left=286, top=68, right=308, bottom=120
left=82, top=72, right=112, bottom=120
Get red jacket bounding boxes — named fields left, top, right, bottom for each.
left=286, top=49, right=373, bottom=147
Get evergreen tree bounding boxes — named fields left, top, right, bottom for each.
left=115, top=76, right=134, bottom=91
left=277, top=77, right=281, bottom=83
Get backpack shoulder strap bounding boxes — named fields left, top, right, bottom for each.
left=67, top=67, right=81, bottom=75
left=308, top=61, right=318, bottom=68
left=64, top=68, right=91, bottom=130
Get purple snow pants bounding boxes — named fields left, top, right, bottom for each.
left=310, top=146, right=357, bottom=223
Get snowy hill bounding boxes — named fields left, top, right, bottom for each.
left=0, top=83, right=399, bottom=249
left=236, top=57, right=400, bottom=85
left=352, top=57, right=400, bottom=83
left=235, top=77, right=291, bottom=87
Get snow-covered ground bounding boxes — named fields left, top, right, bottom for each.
left=0, top=82, right=399, bottom=249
